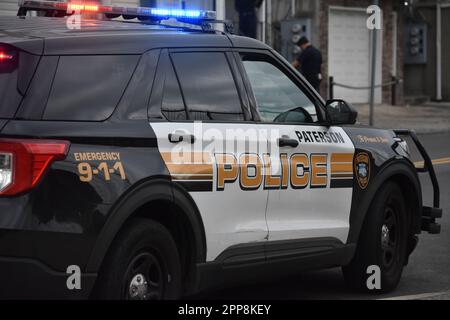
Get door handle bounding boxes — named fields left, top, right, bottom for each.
left=278, top=136, right=299, bottom=148
left=168, top=130, right=196, bottom=144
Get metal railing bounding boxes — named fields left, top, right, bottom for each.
left=329, top=76, right=403, bottom=105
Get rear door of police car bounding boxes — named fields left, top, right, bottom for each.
left=235, top=50, right=355, bottom=245
left=148, top=49, right=270, bottom=262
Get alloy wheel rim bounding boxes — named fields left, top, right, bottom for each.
left=124, top=251, right=165, bottom=300
left=381, top=206, right=399, bottom=268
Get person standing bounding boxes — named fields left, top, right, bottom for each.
left=235, top=0, right=263, bottom=39
left=292, top=36, right=323, bottom=92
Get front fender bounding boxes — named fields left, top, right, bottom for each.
left=342, top=127, right=422, bottom=246
left=346, top=159, right=422, bottom=245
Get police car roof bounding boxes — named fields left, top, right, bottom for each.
left=0, top=16, right=269, bottom=55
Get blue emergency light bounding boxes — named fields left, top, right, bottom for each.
left=150, top=8, right=202, bottom=19
left=17, top=0, right=217, bottom=23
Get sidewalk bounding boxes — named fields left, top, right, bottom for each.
left=354, top=103, right=450, bottom=134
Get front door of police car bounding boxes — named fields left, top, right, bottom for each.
left=238, top=52, right=355, bottom=244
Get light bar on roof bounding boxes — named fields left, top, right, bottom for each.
left=150, top=8, right=202, bottom=19
left=17, top=0, right=217, bottom=22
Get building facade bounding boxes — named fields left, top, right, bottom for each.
left=0, top=0, right=21, bottom=15
left=221, top=0, right=404, bottom=105
left=3, top=0, right=447, bottom=103
left=226, top=0, right=449, bottom=104
left=318, top=0, right=403, bottom=104
left=403, top=0, right=450, bottom=102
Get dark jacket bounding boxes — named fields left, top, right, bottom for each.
left=235, top=0, right=263, bottom=13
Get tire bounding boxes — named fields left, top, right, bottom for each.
left=94, top=219, right=182, bottom=300
left=343, top=182, right=408, bottom=293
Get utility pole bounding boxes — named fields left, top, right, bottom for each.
left=215, top=0, right=226, bottom=32
left=266, top=0, right=272, bottom=46
left=436, top=1, right=442, bottom=101
left=369, top=0, right=379, bottom=127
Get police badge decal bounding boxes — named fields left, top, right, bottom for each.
left=355, top=152, right=371, bottom=189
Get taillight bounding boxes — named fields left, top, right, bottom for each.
left=0, top=139, right=70, bottom=196
left=0, top=153, right=13, bottom=193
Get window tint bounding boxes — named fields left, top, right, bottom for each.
left=44, top=55, right=139, bottom=121
left=0, top=44, right=39, bottom=119
left=242, top=57, right=318, bottom=124
left=171, top=52, right=244, bottom=121
left=0, top=61, right=22, bottom=119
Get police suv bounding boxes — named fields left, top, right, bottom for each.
left=0, top=1, right=443, bottom=300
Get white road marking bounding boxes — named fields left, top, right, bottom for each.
left=379, top=291, right=450, bottom=300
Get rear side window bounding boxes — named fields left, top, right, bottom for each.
left=171, top=52, right=244, bottom=121
left=0, top=46, right=39, bottom=119
left=44, top=55, right=139, bottom=121
left=0, top=53, right=21, bottom=118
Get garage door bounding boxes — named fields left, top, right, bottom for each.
left=328, top=7, right=382, bottom=104
left=0, top=0, right=18, bottom=16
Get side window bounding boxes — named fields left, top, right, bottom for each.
left=44, top=55, right=139, bottom=121
left=241, top=54, right=319, bottom=124
left=171, top=52, right=245, bottom=121
left=0, top=46, right=40, bottom=119
left=0, top=50, right=22, bottom=119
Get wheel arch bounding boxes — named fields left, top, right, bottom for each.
left=86, top=177, right=207, bottom=294
left=347, top=159, right=422, bottom=247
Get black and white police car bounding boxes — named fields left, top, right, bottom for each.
left=0, top=1, right=442, bottom=300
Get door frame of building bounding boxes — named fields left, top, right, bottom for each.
left=328, top=5, right=383, bottom=104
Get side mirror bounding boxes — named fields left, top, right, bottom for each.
left=325, top=99, right=358, bottom=126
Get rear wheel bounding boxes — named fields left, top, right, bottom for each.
left=343, top=182, right=408, bottom=293
left=94, top=219, right=182, bottom=300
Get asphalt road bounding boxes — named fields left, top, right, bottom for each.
left=202, top=133, right=450, bottom=300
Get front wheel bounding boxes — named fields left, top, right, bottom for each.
left=94, top=219, right=182, bottom=300
left=343, top=182, right=408, bottom=293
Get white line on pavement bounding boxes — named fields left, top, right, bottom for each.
left=379, top=291, right=450, bottom=300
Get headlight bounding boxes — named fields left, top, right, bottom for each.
left=393, top=137, right=410, bottom=157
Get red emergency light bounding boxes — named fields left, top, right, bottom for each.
left=67, top=3, right=100, bottom=13
left=0, top=52, right=14, bottom=61
left=18, top=0, right=217, bottom=22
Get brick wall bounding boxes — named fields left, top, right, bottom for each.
left=318, top=0, right=404, bottom=104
